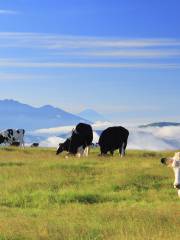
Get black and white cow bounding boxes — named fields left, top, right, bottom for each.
left=0, top=129, right=25, bottom=147
left=161, top=152, right=180, bottom=198
left=98, top=126, right=129, bottom=157
left=56, top=123, right=93, bottom=157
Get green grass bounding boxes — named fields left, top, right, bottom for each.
left=0, top=147, right=179, bottom=240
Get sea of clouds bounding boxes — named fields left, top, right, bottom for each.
left=26, top=122, right=180, bottom=151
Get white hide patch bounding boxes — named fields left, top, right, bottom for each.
left=173, top=152, right=180, bottom=161
left=178, top=190, right=180, bottom=198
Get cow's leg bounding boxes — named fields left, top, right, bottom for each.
left=99, top=146, right=107, bottom=156
left=110, top=150, right=114, bottom=156
left=83, top=146, right=89, bottom=157
left=119, top=142, right=126, bottom=158
left=100, top=147, right=106, bottom=156
left=21, top=140, right=25, bottom=148
left=76, top=146, right=84, bottom=158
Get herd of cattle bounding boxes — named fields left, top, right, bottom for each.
left=56, top=123, right=129, bottom=157
left=0, top=123, right=129, bottom=157
left=0, top=123, right=179, bottom=197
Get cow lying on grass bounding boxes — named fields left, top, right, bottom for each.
left=161, top=152, right=180, bottom=198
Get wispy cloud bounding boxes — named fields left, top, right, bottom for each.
left=0, top=32, right=180, bottom=69
left=66, top=50, right=180, bottom=58
left=0, top=72, right=53, bottom=81
left=0, top=32, right=180, bottom=49
left=0, top=58, right=180, bottom=69
left=0, top=9, right=19, bottom=15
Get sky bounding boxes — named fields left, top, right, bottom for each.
left=0, top=0, right=180, bottom=125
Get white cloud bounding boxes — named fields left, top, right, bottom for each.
left=0, top=10, right=19, bottom=15
left=93, top=131, right=100, bottom=143
left=32, top=124, right=180, bottom=150
left=40, top=136, right=64, bottom=147
left=33, top=125, right=75, bottom=135
left=128, top=129, right=172, bottom=151
left=32, top=121, right=113, bottom=136
left=150, top=126, right=180, bottom=140
left=128, top=126, right=180, bottom=150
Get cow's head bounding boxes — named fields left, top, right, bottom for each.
left=161, top=152, right=180, bottom=197
left=56, top=139, right=70, bottom=155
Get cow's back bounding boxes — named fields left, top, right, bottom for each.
left=99, top=126, right=129, bottom=148
left=75, top=123, right=93, bottom=145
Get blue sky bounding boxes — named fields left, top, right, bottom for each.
left=0, top=0, right=180, bottom=124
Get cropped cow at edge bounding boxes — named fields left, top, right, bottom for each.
left=161, top=152, right=180, bottom=198
left=0, top=129, right=25, bottom=147
left=98, top=126, right=129, bottom=157
left=56, top=123, right=93, bottom=157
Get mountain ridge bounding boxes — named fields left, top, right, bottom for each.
left=0, top=99, right=90, bottom=130
left=78, top=109, right=107, bottom=122
left=139, top=122, right=180, bottom=128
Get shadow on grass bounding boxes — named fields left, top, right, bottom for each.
left=141, top=151, right=163, bottom=158
left=113, top=174, right=169, bottom=192
left=48, top=192, right=107, bottom=205
left=50, top=163, right=100, bottom=176
left=0, top=162, right=25, bottom=167
left=0, top=147, right=15, bottom=152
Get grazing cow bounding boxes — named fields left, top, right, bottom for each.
left=56, top=123, right=93, bottom=157
left=0, top=129, right=25, bottom=147
left=161, top=152, right=180, bottom=198
left=98, top=126, right=129, bottom=157
left=11, top=141, right=20, bottom=147
left=31, top=143, right=39, bottom=147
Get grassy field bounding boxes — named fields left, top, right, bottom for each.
left=0, top=147, right=179, bottom=240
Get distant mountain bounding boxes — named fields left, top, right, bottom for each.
left=0, top=99, right=90, bottom=130
left=78, top=109, right=107, bottom=122
left=139, top=122, right=180, bottom=128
